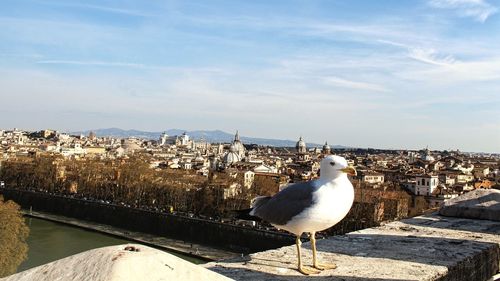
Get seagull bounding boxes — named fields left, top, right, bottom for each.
left=246, top=155, right=356, bottom=275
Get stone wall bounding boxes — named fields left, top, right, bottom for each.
left=1, top=188, right=390, bottom=253
left=0, top=189, right=293, bottom=253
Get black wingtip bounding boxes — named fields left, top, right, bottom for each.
left=232, top=208, right=262, bottom=222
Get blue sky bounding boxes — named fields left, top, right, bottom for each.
left=1, top=0, right=499, bottom=152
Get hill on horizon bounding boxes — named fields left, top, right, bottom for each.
left=72, top=128, right=347, bottom=148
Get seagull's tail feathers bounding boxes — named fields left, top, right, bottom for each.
left=250, top=196, right=272, bottom=212
left=233, top=208, right=262, bottom=222
left=232, top=196, right=271, bottom=221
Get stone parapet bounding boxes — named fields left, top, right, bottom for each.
left=205, top=214, right=500, bottom=280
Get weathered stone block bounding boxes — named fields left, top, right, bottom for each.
left=205, top=214, right=500, bottom=280
left=439, top=189, right=500, bottom=221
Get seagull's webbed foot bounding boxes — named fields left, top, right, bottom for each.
left=313, top=262, right=337, bottom=270
left=295, top=234, right=321, bottom=275
left=310, top=231, right=337, bottom=271
left=298, top=265, right=321, bottom=275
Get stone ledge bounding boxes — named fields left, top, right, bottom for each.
left=23, top=210, right=236, bottom=261
left=440, top=189, right=500, bottom=221
left=1, top=244, right=232, bottom=281
left=205, top=214, right=500, bottom=280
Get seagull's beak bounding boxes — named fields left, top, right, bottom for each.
left=341, top=166, right=357, bottom=176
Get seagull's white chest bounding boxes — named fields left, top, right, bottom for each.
left=278, top=178, right=354, bottom=235
left=311, top=181, right=354, bottom=226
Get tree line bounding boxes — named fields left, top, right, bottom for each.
left=0, top=154, right=269, bottom=217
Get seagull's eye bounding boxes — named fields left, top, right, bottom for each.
left=329, top=162, right=335, bottom=166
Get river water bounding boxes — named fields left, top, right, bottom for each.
left=17, top=217, right=203, bottom=273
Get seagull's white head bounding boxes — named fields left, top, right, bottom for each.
left=319, top=155, right=357, bottom=180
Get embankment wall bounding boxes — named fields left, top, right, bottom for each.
left=1, top=188, right=293, bottom=253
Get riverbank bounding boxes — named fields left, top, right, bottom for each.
left=18, top=217, right=137, bottom=272
left=23, top=210, right=237, bottom=261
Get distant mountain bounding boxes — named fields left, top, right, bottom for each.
left=72, top=128, right=348, bottom=148
left=71, top=128, right=158, bottom=139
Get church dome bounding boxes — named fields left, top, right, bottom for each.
left=122, top=139, right=141, bottom=152
left=229, top=130, right=246, bottom=157
left=322, top=141, right=330, bottom=150
left=296, top=136, right=306, bottom=154
left=424, top=154, right=435, bottom=162
left=296, top=137, right=305, bottom=149
left=322, top=141, right=331, bottom=154
left=229, top=143, right=238, bottom=153
left=421, top=147, right=435, bottom=162
left=224, top=151, right=241, bottom=165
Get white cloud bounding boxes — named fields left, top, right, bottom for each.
left=407, top=48, right=456, bottom=66
left=388, top=39, right=500, bottom=83
left=428, top=0, right=498, bottom=22
left=37, top=60, right=147, bottom=68
left=403, top=57, right=500, bottom=82
left=377, top=39, right=457, bottom=66
left=376, top=39, right=408, bottom=48
left=37, top=1, right=153, bottom=17
left=0, top=53, right=44, bottom=59
left=35, top=60, right=228, bottom=76
left=322, top=76, right=389, bottom=92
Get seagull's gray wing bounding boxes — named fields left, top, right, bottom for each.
left=252, top=181, right=317, bottom=226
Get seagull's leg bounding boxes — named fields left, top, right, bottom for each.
left=296, top=234, right=320, bottom=275
left=311, top=232, right=337, bottom=270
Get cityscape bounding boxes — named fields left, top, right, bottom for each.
left=1, top=127, right=498, bottom=221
